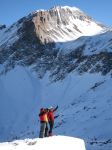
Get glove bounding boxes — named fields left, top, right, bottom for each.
left=56, top=105, right=58, bottom=109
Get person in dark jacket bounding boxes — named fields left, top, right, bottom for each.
left=39, top=108, right=48, bottom=138
left=47, top=105, right=58, bottom=136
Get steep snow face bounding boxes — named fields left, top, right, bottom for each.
left=0, top=136, right=86, bottom=150
left=0, top=66, right=41, bottom=141
left=58, top=29, right=112, bottom=54
left=83, top=30, right=112, bottom=55
left=31, top=6, right=104, bottom=43
left=0, top=66, right=112, bottom=150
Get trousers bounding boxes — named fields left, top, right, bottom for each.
left=39, top=122, right=48, bottom=138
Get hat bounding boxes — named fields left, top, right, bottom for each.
left=40, top=108, right=44, bottom=111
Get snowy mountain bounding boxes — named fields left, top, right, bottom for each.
left=0, top=6, right=112, bottom=150
left=0, top=6, right=104, bottom=47
left=30, top=5, right=104, bottom=43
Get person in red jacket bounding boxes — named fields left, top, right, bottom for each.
left=47, top=105, right=58, bottom=136
left=39, top=108, right=48, bottom=138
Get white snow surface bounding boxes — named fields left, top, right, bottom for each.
left=53, top=6, right=82, bottom=12
left=0, top=136, right=86, bottom=150
left=58, top=29, right=112, bottom=55
left=50, top=6, right=103, bottom=42
left=47, top=14, right=103, bottom=43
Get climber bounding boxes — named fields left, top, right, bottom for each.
left=39, top=108, right=48, bottom=138
left=47, top=105, right=58, bottom=136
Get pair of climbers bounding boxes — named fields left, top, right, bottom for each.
left=39, top=105, right=58, bottom=138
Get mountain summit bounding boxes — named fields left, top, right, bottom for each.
left=0, top=6, right=104, bottom=47
left=29, top=5, right=103, bottom=43
left=0, top=6, right=107, bottom=76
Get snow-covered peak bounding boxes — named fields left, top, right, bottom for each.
left=51, top=5, right=82, bottom=12
left=62, top=5, right=81, bottom=11
left=32, top=6, right=82, bottom=13
left=30, top=6, right=104, bottom=43
left=0, top=5, right=105, bottom=46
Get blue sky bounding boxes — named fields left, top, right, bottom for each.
left=0, top=0, right=112, bottom=26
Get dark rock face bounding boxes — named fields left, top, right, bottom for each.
left=0, top=24, right=6, bottom=30
left=0, top=19, right=56, bottom=76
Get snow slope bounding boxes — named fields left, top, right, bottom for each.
left=59, top=29, right=112, bottom=55
left=0, top=136, right=86, bottom=150
left=0, top=66, right=112, bottom=150
left=0, top=66, right=41, bottom=141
